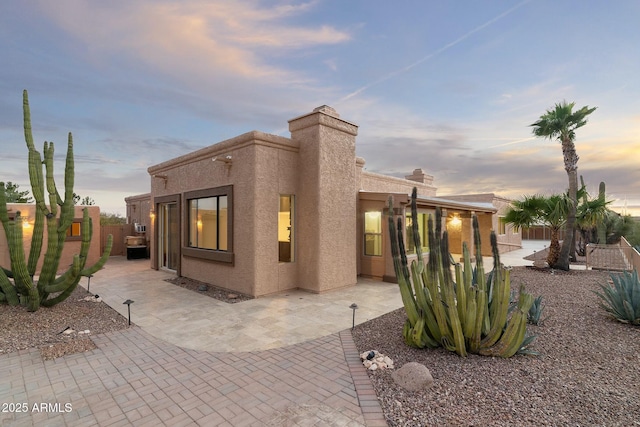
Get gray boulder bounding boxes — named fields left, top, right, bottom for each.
left=391, top=362, right=434, bottom=392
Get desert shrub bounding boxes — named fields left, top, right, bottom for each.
left=594, top=269, right=640, bottom=325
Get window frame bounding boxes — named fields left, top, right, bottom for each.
left=65, top=219, right=83, bottom=241
left=278, top=194, right=295, bottom=263
left=498, top=216, right=507, bottom=235
left=182, top=185, right=234, bottom=264
left=363, top=211, right=383, bottom=257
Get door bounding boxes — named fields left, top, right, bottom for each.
left=158, top=202, right=179, bottom=271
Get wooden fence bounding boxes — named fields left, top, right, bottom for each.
left=101, top=224, right=134, bottom=256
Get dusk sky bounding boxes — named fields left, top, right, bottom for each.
left=1, top=0, right=639, bottom=216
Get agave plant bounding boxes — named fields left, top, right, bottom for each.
left=527, top=295, right=546, bottom=325
left=594, top=269, right=640, bottom=325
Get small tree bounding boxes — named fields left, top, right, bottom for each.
left=0, top=90, right=112, bottom=311
left=73, top=193, right=95, bottom=205
left=100, top=212, right=126, bottom=225
left=3, top=181, right=33, bottom=203
left=504, top=194, right=571, bottom=267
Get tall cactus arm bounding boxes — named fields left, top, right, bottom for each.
left=27, top=206, right=45, bottom=276
left=8, top=215, right=40, bottom=311
left=63, top=133, right=75, bottom=206
left=440, top=234, right=467, bottom=356
left=388, top=197, right=419, bottom=326
left=37, top=214, right=63, bottom=289
left=24, top=91, right=50, bottom=217
left=81, top=234, right=112, bottom=276
left=41, top=266, right=82, bottom=308
left=28, top=148, right=49, bottom=216
left=23, top=90, right=36, bottom=151
left=0, top=182, right=9, bottom=224
left=43, top=255, right=80, bottom=294
left=0, top=268, right=19, bottom=306
left=73, top=208, right=93, bottom=272
left=43, top=142, right=59, bottom=219
left=480, top=268, right=511, bottom=349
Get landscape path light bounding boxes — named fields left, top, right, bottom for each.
left=123, top=299, right=134, bottom=326
left=350, top=303, right=358, bottom=330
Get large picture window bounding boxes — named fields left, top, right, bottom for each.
left=183, top=185, right=233, bottom=264
left=189, top=196, right=228, bottom=250
left=364, top=211, right=382, bottom=256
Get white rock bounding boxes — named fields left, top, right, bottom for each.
left=63, top=329, right=75, bottom=335
left=363, top=360, right=373, bottom=368
left=369, top=364, right=378, bottom=371
left=84, top=330, right=90, bottom=334
left=384, top=356, right=394, bottom=368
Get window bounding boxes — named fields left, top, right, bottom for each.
left=406, top=211, right=431, bottom=254
left=498, top=217, right=507, bottom=235
left=278, top=195, right=294, bottom=262
left=183, top=186, right=233, bottom=264
left=364, top=211, right=382, bottom=256
left=66, top=220, right=82, bottom=241
left=189, top=196, right=227, bottom=250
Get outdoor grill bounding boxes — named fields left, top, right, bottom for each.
left=126, top=230, right=148, bottom=260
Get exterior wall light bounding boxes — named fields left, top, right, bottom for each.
left=450, top=213, right=461, bottom=227
left=153, top=174, right=168, bottom=189
left=212, top=155, right=233, bottom=176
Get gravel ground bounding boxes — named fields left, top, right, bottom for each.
left=165, top=276, right=253, bottom=303
left=0, top=285, right=130, bottom=360
left=352, top=267, right=640, bottom=426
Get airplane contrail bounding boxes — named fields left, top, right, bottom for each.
left=486, top=137, right=536, bottom=149
left=337, top=0, right=533, bottom=103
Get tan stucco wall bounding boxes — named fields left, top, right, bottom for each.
left=289, top=106, right=358, bottom=293
left=0, top=204, right=101, bottom=274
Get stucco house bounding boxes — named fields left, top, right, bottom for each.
left=128, top=106, right=521, bottom=297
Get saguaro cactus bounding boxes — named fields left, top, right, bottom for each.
left=0, top=90, right=112, bottom=311
left=389, top=188, right=535, bottom=358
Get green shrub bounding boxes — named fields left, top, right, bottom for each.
left=528, top=295, right=545, bottom=325
left=594, top=269, right=640, bottom=325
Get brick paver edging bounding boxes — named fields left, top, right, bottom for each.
left=339, top=330, right=388, bottom=427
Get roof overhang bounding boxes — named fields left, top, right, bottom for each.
left=358, top=191, right=496, bottom=213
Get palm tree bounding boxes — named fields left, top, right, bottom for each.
left=504, top=194, right=571, bottom=268
left=575, top=182, right=611, bottom=255
left=531, top=101, right=596, bottom=270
